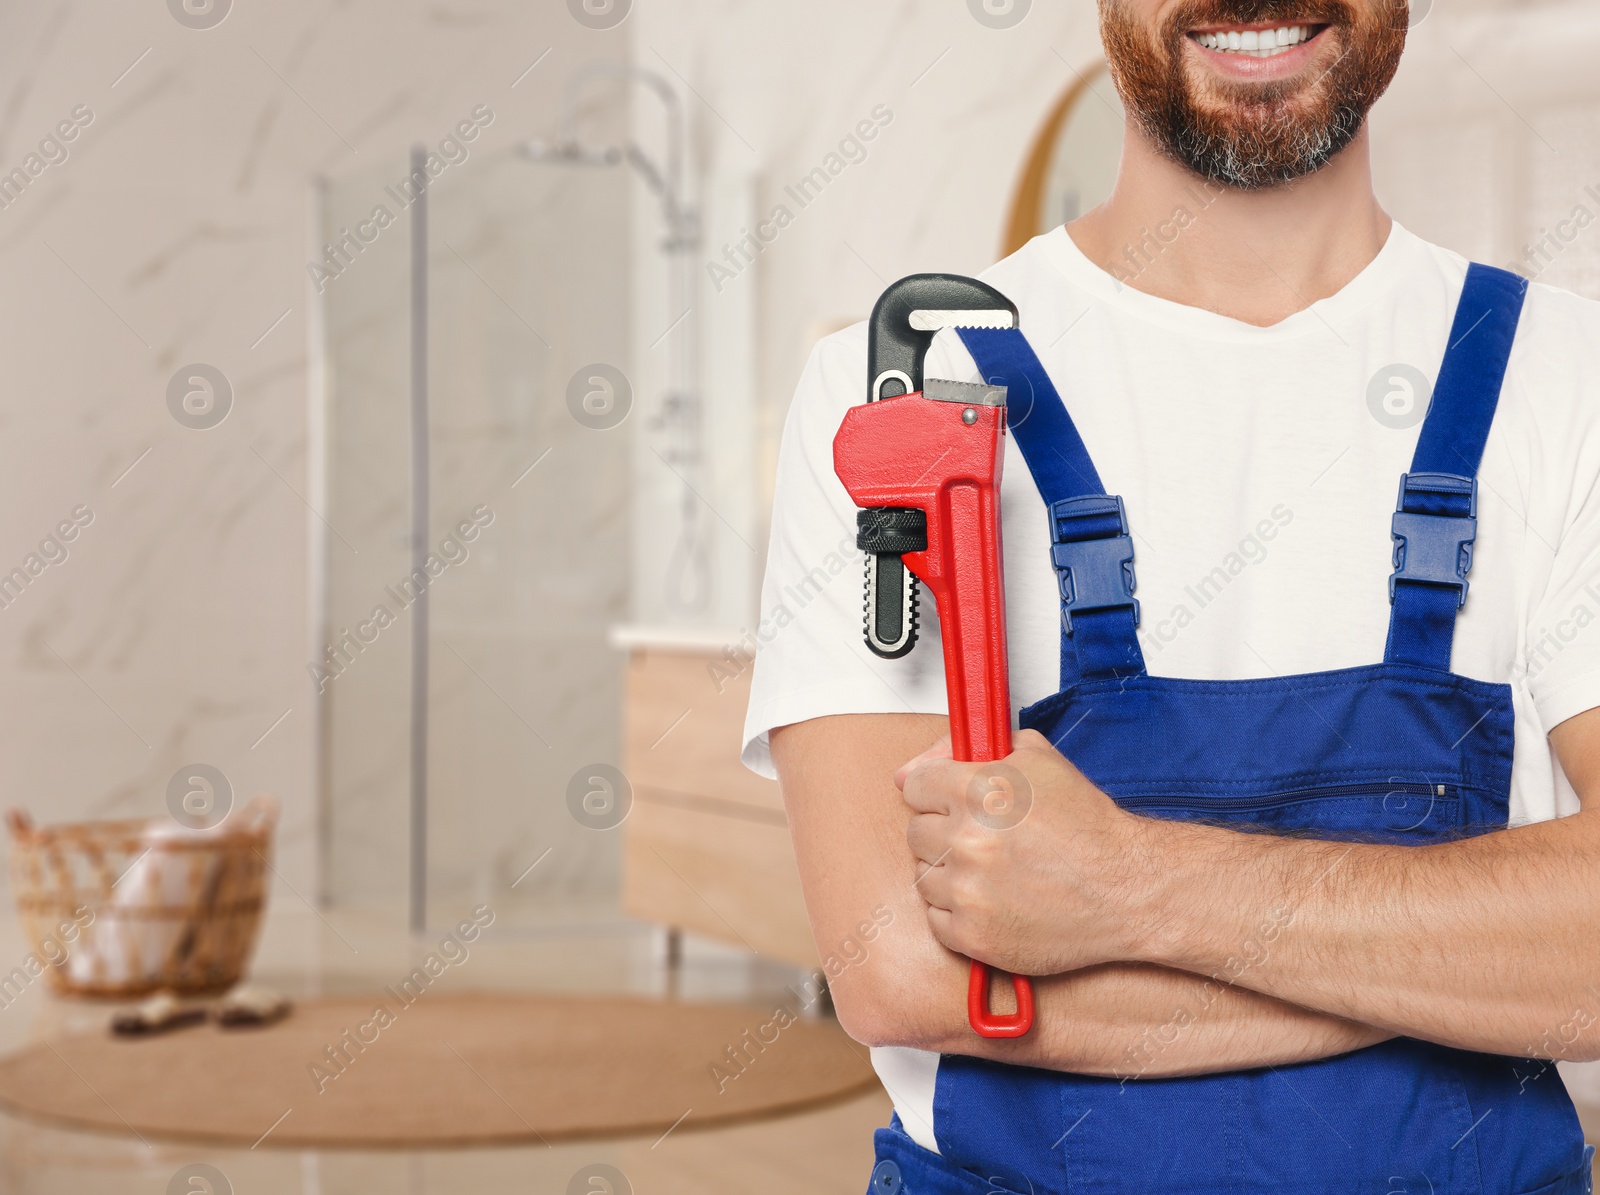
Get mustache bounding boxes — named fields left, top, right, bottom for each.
left=1162, top=0, right=1358, bottom=31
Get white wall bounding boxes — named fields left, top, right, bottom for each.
left=1374, top=0, right=1600, bottom=294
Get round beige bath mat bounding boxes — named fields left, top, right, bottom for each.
left=0, top=991, right=877, bottom=1148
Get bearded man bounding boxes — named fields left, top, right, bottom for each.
left=743, top=2, right=1600, bottom=1192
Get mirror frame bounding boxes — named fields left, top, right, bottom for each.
left=1001, top=64, right=1116, bottom=259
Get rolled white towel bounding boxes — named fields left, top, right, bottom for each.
left=77, top=813, right=238, bottom=987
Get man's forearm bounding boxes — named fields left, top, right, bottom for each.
left=823, top=874, right=1390, bottom=1076
left=835, top=881, right=1389, bottom=1076
left=1124, top=808, right=1600, bottom=1060
left=950, top=963, right=1389, bottom=1078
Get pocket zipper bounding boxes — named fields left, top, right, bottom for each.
left=1116, top=782, right=1455, bottom=814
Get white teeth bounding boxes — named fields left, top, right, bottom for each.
left=1196, top=23, right=1313, bottom=56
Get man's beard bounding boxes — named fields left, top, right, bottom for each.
left=1099, top=0, right=1408, bottom=190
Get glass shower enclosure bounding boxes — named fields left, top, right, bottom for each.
left=311, top=145, right=634, bottom=931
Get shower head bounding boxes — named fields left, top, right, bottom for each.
left=516, top=138, right=622, bottom=167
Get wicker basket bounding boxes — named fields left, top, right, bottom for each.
left=6, top=795, right=278, bottom=998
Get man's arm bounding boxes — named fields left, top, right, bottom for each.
left=903, top=709, right=1600, bottom=1063
left=772, top=713, right=1389, bottom=1077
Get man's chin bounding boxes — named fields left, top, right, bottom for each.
left=1174, top=48, right=1355, bottom=161
left=1184, top=81, right=1334, bottom=128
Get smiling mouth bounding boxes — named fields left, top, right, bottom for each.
left=1188, top=23, right=1330, bottom=57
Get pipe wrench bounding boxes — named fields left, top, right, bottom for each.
left=832, top=274, right=1035, bottom=1039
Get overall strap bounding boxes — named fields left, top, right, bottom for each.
left=958, top=326, right=1146, bottom=687
left=1385, top=263, right=1529, bottom=671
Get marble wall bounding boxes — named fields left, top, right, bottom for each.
left=0, top=2, right=633, bottom=906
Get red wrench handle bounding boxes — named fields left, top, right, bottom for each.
left=920, top=490, right=1034, bottom=1036
left=903, top=477, right=1013, bottom=763
left=900, top=420, right=1034, bottom=1038
left=968, top=960, right=1036, bottom=1038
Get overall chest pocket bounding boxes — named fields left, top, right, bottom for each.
left=1113, top=782, right=1467, bottom=844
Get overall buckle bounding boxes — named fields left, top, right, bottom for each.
left=1389, top=472, right=1478, bottom=608
left=1050, top=495, right=1139, bottom=634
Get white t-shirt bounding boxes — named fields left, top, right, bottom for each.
left=741, top=223, right=1600, bottom=1145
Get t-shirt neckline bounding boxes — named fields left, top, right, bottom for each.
left=1037, top=218, right=1420, bottom=343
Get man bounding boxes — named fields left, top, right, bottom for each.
left=744, top=2, right=1600, bottom=1194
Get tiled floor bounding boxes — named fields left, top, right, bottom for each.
left=0, top=1091, right=891, bottom=1194
left=0, top=903, right=890, bottom=1193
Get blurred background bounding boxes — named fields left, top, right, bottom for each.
left=0, top=0, right=1596, bottom=1191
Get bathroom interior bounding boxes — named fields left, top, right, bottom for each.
left=0, top=0, right=1597, bottom=1190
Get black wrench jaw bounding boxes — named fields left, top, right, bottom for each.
left=859, top=273, right=1016, bottom=662
left=857, top=508, right=928, bottom=660
left=868, top=272, right=1018, bottom=401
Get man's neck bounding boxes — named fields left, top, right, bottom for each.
left=1067, top=126, right=1392, bottom=327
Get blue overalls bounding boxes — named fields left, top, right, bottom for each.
left=867, top=265, right=1595, bottom=1195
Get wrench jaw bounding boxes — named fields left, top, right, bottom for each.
left=856, top=273, right=1017, bottom=663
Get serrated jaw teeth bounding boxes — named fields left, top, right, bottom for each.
left=907, top=309, right=1015, bottom=332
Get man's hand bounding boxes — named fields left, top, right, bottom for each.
left=899, top=729, right=1151, bottom=977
